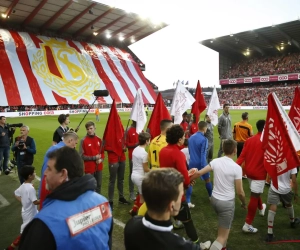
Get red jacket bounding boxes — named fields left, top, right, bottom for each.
left=159, top=144, right=190, bottom=201
left=236, top=132, right=267, bottom=180
left=189, top=123, right=198, bottom=135
left=125, top=126, right=139, bottom=159
left=180, top=121, right=189, bottom=138
left=80, top=135, right=105, bottom=173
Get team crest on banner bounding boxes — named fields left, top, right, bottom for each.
left=31, top=38, right=100, bottom=102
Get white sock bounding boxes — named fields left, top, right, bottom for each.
left=209, top=240, right=223, bottom=250
left=268, top=210, right=276, bottom=234
left=287, top=205, right=294, bottom=222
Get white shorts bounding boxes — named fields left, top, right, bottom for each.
left=131, top=174, right=144, bottom=194
left=248, top=178, right=265, bottom=194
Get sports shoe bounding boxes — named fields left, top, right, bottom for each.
left=188, top=202, right=195, bottom=208
left=259, top=203, right=266, bottom=216
left=173, top=220, right=184, bottom=230
left=129, top=192, right=136, bottom=201
left=109, top=201, right=113, bottom=211
left=119, top=197, right=130, bottom=205
left=242, top=175, right=247, bottom=179
left=291, top=217, right=300, bottom=228
left=199, top=240, right=211, bottom=249
left=265, top=182, right=270, bottom=186
left=242, top=224, right=258, bottom=233
left=265, top=233, right=274, bottom=242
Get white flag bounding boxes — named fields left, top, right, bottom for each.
left=170, top=82, right=195, bottom=124
left=130, top=89, right=147, bottom=133
left=207, top=86, right=220, bottom=126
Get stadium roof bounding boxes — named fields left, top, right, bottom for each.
left=201, top=20, right=300, bottom=58
left=0, top=0, right=167, bottom=47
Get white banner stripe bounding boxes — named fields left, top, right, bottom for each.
left=19, top=32, right=58, bottom=105
left=73, top=41, right=113, bottom=104
left=103, top=45, right=138, bottom=99
left=115, top=48, right=155, bottom=103
left=89, top=44, right=130, bottom=103
left=0, top=75, right=8, bottom=106
left=0, top=30, right=35, bottom=105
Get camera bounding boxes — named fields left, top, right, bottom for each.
left=6, top=123, right=23, bottom=128
left=4, top=159, right=17, bottom=175
left=18, top=139, right=25, bottom=149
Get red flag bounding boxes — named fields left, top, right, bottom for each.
left=147, top=93, right=171, bottom=139
left=191, top=80, right=207, bottom=123
left=103, top=99, right=124, bottom=156
left=289, top=87, right=300, bottom=134
left=262, top=93, right=300, bottom=189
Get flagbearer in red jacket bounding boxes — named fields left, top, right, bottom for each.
left=236, top=120, right=267, bottom=234
left=125, top=120, right=139, bottom=201
left=79, top=121, right=104, bottom=194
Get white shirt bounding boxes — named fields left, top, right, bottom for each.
left=210, top=156, right=242, bottom=201
left=181, top=148, right=190, bottom=165
left=271, top=168, right=297, bottom=194
left=15, top=183, right=38, bottom=222
left=132, top=146, right=148, bottom=176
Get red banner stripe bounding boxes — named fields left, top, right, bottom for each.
left=80, top=42, right=122, bottom=104
left=0, top=34, right=22, bottom=106
left=52, top=91, right=68, bottom=104
left=109, top=47, right=150, bottom=104
left=96, top=45, right=135, bottom=103
left=124, top=50, right=157, bottom=101
left=67, top=40, right=81, bottom=54
left=10, top=31, right=47, bottom=105
left=45, top=46, right=63, bottom=78
left=29, top=34, right=43, bottom=48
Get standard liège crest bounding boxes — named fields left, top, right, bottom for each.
left=32, top=38, right=101, bottom=102
left=264, top=118, right=288, bottom=174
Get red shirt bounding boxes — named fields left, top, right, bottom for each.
left=180, top=121, right=189, bottom=138
left=107, top=151, right=126, bottom=163
left=189, top=123, right=198, bottom=135
left=159, top=144, right=190, bottom=201
left=236, top=132, right=267, bottom=180
left=125, top=126, right=139, bottom=159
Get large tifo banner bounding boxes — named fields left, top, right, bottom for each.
left=0, top=29, right=156, bottom=106
left=220, top=73, right=300, bottom=85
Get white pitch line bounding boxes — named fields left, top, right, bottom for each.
left=34, top=174, right=125, bottom=228
left=0, top=194, right=10, bottom=208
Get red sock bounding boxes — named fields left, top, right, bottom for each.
left=245, top=196, right=259, bottom=225
left=132, top=194, right=141, bottom=212
left=258, top=197, right=263, bottom=210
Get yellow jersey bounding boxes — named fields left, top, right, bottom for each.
left=148, top=134, right=167, bottom=169
left=233, top=121, right=253, bottom=142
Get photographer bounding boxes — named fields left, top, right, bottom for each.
left=52, top=114, right=70, bottom=145
left=0, top=116, right=15, bottom=174
left=11, top=126, right=36, bottom=184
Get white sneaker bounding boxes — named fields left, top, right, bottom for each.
left=199, top=240, right=211, bottom=249
left=242, top=224, right=258, bottom=233
left=259, top=203, right=266, bottom=216
left=188, top=202, right=195, bottom=208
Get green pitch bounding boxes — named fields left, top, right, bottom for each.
left=1, top=109, right=299, bottom=250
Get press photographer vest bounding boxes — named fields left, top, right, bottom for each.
left=15, top=136, right=34, bottom=165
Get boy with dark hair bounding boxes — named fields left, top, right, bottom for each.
left=125, top=168, right=204, bottom=250
left=191, top=139, right=246, bottom=250
left=52, top=114, right=70, bottom=145
left=159, top=125, right=211, bottom=249
left=6, top=166, right=39, bottom=250
left=79, top=121, right=104, bottom=194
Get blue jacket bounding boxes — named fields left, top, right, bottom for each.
left=35, top=176, right=112, bottom=250
left=38, top=141, right=65, bottom=197
left=188, top=132, right=208, bottom=169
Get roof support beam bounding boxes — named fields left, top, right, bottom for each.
left=58, top=3, right=97, bottom=34
left=1, top=0, right=19, bottom=23
left=111, top=20, right=139, bottom=37
left=40, top=0, right=73, bottom=32
left=274, top=26, right=300, bottom=50
left=124, top=24, right=148, bottom=39
left=251, top=30, right=279, bottom=51
left=22, top=0, right=48, bottom=27
left=73, top=8, right=113, bottom=38
left=235, top=36, right=265, bottom=55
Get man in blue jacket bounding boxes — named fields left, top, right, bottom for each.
left=19, top=146, right=113, bottom=250
left=189, top=121, right=212, bottom=198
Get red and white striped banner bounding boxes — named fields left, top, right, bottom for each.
left=0, top=29, right=156, bottom=106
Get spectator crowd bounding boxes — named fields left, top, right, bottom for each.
left=222, top=52, right=300, bottom=79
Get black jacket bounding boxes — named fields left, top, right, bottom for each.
left=19, top=174, right=113, bottom=250
left=124, top=214, right=200, bottom=250
left=0, top=125, right=13, bottom=147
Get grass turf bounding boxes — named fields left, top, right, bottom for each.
left=1, top=109, right=300, bottom=250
